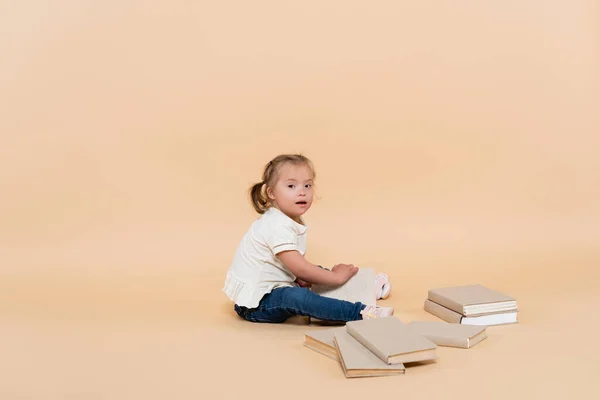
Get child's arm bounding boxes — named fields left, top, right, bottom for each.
left=277, top=250, right=357, bottom=286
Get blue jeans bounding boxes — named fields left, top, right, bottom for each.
left=234, top=286, right=366, bottom=323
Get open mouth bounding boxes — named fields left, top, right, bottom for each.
left=296, top=201, right=307, bottom=205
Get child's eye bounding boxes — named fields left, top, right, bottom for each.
left=287, top=184, right=295, bottom=188
left=305, top=184, right=312, bottom=188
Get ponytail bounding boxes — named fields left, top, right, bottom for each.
left=250, top=181, right=269, bottom=214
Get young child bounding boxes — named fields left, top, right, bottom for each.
left=222, top=154, right=393, bottom=323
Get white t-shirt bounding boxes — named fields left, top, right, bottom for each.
left=222, top=206, right=307, bottom=308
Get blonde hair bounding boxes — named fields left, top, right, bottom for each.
left=249, top=154, right=316, bottom=214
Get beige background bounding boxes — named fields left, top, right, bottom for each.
left=1, top=1, right=599, bottom=399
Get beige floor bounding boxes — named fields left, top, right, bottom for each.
left=2, top=249, right=599, bottom=399
left=2, top=1, right=599, bottom=399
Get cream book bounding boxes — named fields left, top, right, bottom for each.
left=333, top=331, right=406, bottom=378
left=309, top=268, right=376, bottom=325
left=345, top=316, right=437, bottom=365
left=303, top=327, right=345, bottom=361
left=407, top=321, right=487, bottom=348
left=311, top=267, right=376, bottom=305
left=424, top=299, right=518, bottom=326
left=428, top=284, right=517, bottom=317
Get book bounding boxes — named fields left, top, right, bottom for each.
left=424, top=299, right=518, bottom=326
left=428, top=284, right=517, bottom=317
left=311, top=267, right=376, bottom=305
left=308, top=267, right=377, bottom=325
left=333, top=331, right=406, bottom=378
left=407, top=320, right=487, bottom=348
left=303, top=327, right=345, bottom=361
left=345, top=316, right=437, bottom=365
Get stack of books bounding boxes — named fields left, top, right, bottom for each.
left=424, top=284, right=518, bottom=326
left=303, top=316, right=488, bottom=378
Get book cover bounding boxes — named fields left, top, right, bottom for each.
left=345, top=316, right=437, bottom=365
left=407, top=320, right=487, bottom=348
left=311, top=267, right=376, bottom=305
left=334, top=331, right=406, bottom=378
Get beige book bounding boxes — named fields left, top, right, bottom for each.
left=345, top=316, right=437, bottom=365
left=424, top=299, right=462, bottom=323
left=428, top=284, right=517, bottom=317
left=309, top=268, right=376, bottom=325
left=311, top=267, right=376, bottom=305
left=333, top=331, right=406, bottom=378
left=407, top=321, right=487, bottom=348
left=303, top=327, right=345, bottom=361
left=424, top=299, right=519, bottom=326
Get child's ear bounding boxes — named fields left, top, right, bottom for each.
left=266, top=186, right=275, bottom=200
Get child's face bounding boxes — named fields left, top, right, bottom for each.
left=267, top=163, right=314, bottom=223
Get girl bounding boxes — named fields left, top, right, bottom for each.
left=222, top=154, right=393, bottom=323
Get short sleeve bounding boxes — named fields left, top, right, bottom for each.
left=265, top=224, right=300, bottom=255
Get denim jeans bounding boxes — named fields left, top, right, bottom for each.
left=234, top=286, right=366, bottom=323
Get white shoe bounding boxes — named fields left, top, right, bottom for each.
left=360, top=305, right=394, bottom=320
left=375, top=272, right=392, bottom=300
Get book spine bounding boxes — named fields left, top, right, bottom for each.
left=345, top=324, right=391, bottom=365
left=424, top=299, right=463, bottom=323
left=427, top=291, right=465, bottom=315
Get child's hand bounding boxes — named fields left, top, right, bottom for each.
left=295, top=278, right=312, bottom=288
left=331, top=263, right=358, bottom=285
